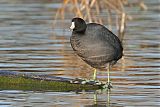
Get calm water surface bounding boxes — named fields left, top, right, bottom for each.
left=0, top=0, right=159, bottom=107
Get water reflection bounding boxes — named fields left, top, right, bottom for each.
left=90, top=90, right=112, bottom=107
left=0, top=0, right=159, bottom=107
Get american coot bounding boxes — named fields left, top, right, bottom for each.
left=70, top=17, right=123, bottom=88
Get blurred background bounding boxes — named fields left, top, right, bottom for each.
left=0, top=0, right=159, bottom=107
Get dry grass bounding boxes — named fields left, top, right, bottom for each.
left=54, top=0, right=147, bottom=42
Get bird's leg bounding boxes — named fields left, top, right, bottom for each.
left=107, top=63, right=110, bottom=83
left=107, top=63, right=112, bottom=89
left=93, top=68, right=97, bottom=80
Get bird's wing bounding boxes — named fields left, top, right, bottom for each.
left=98, top=27, right=123, bottom=60
left=73, top=30, right=116, bottom=62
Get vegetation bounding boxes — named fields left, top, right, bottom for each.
left=54, top=0, right=147, bottom=42
left=0, top=76, right=101, bottom=91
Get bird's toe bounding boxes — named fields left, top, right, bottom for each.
left=107, top=82, right=113, bottom=89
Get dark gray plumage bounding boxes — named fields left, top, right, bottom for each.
left=70, top=18, right=123, bottom=69
left=70, top=17, right=123, bottom=88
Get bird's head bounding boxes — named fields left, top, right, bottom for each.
left=70, top=17, right=87, bottom=33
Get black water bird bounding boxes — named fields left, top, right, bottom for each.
left=70, top=17, right=123, bottom=88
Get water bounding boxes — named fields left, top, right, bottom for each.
left=0, top=0, right=159, bottom=107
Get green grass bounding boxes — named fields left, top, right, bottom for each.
left=0, top=76, right=101, bottom=91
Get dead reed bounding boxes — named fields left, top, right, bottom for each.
left=53, top=0, right=147, bottom=42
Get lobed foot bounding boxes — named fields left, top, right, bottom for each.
left=102, top=82, right=113, bottom=89
left=70, top=78, right=103, bottom=85
left=106, top=82, right=113, bottom=89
